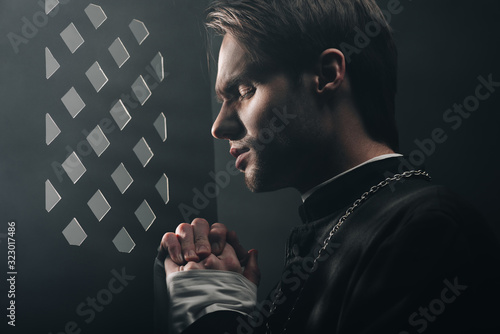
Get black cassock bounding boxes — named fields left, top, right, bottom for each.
left=154, top=157, right=500, bottom=334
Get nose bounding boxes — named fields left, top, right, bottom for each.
left=211, top=105, right=243, bottom=140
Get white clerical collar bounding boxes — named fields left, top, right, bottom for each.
left=301, top=153, right=403, bottom=202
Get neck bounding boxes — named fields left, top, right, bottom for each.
left=294, top=99, right=396, bottom=195
left=295, top=141, right=395, bottom=196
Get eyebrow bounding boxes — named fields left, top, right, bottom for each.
left=215, top=69, right=252, bottom=102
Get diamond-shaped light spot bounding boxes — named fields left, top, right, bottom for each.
left=87, top=125, right=110, bottom=157
left=133, top=137, right=153, bottom=167
left=151, top=52, right=164, bottom=82
left=155, top=174, right=169, bottom=204
left=84, top=4, right=107, bottom=29
left=153, top=113, right=167, bottom=142
left=112, top=227, right=135, bottom=253
left=111, top=163, right=133, bottom=194
left=45, top=0, right=59, bottom=15
left=108, top=38, right=130, bottom=68
left=87, top=190, right=111, bottom=221
left=135, top=200, right=155, bottom=231
left=131, top=75, right=151, bottom=105
left=85, top=61, right=108, bottom=92
left=110, top=100, right=131, bottom=130
left=62, top=218, right=87, bottom=246
left=45, top=47, right=60, bottom=79
left=62, top=152, right=86, bottom=184
left=60, top=23, right=84, bottom=53
left=129, top=19, right=149, bottom=45
left=61, top=87, right=85, bottom=118
left=45, top=180, right=61, bottom=212
left=46, top=113, right=61, bottom=145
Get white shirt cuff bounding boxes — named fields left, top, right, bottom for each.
left=167, top=269, right=257, bottom=334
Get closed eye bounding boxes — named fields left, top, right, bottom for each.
left=239, top=87, right=255, bottom=100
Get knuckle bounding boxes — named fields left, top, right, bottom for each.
left=162, top=232, right=170, bottom=240
left=184, top=262, right=196, bottom=271
left=211, top=222, right=227, bottom=231
left=178, top=222, right=191, bottom=230
left=191, top=218, right=209, bottom=228
left=204, top=256, right=215, bottom=268
left=227, top=230, right=238, bottom=241
left=176, top=223, right=192, bottom=236
left=164, top=232, right=177, bottom=246
left=161, top=233, right=170, bottom=246
left=210, top=225, right=227, bottom=239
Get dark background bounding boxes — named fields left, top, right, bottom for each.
left=1, top=0, right=215, bottom=333
left=1, top=0, right=500, bottom=333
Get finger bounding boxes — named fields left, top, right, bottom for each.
left=217, top=243, right=242, bottom=273
left=164, top=258, right=181, bottom=276
left=184, top=261, right=206, bottom=271
left=156, top=243, right=167, bottom=262
left=243, top=249, right=260, bottom=286
left=161, top=232, right=184, bottom=265
left=176, top=223, right=199, bottom=262
left=200, top=254, right=225, bottom=271
left=191, top=218, right=211, bottom=258
left=209, top=223, right=227, bottom=255
left=227, top=230, right=249, bottom=264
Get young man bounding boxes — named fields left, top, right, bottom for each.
left=155, top=0, right=500, bottom=333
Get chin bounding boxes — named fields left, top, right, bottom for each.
left=243, top=164, right=285, bottom=193
left=244, top=177, right=268, bottom=193
left=243, top=166, right=259, bottom=192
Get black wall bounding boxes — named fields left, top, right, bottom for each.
left=1, top=1, right=215, bottom=333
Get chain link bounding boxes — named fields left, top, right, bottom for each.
left=265, top=170, right=430, bottom=334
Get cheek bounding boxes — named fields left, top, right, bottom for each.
left=239, top=102, right=274, bottom=138
left=240, top=76, right=293, bottom=138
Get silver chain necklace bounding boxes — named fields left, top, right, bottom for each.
left=265, top=170, right=431, bottom=334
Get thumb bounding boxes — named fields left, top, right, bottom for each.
left=242, top=249, right=260, bottom=286
left=164, top=257, right=181, bottom=277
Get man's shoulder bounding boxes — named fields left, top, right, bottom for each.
left=381, top=179, right=476, bottom=220
left=370, top=178, right=499, bottom=252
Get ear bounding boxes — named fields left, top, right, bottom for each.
left=314, top=48, right=346, bottom=95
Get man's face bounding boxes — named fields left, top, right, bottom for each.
left=213, top=34, right=323, bottom=192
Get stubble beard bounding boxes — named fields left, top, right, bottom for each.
left=242, top=135, right=295, bottom=193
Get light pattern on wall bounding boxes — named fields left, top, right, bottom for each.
left=44, top=1, right=170, bottom=252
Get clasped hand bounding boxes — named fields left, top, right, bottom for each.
left=160, top=218, right=260, bottom=285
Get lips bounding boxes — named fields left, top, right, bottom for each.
left=230, top=147, right=249, bottom=158
left=230, top=147, right=250, bottom=170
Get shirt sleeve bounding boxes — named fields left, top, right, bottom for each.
left=167, top=269, right=257, bottom=334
